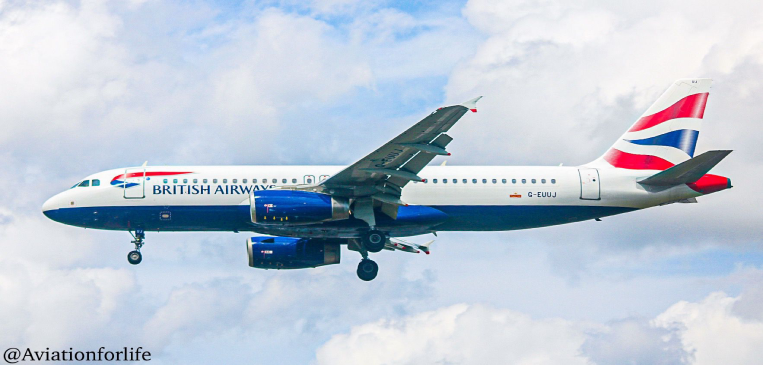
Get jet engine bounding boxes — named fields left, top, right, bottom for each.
left=250, top=190, right=350, bottom=225
left=246, top=236, right=341, bottom=269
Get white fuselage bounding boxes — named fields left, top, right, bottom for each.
left=42, top=165, right=700, bottom=237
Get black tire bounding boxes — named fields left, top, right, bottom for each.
left=363, top=230, right=386, bottom=253
left=127, top=250, right=142, bottom=265
left=356, top=259, right=378, bottom=281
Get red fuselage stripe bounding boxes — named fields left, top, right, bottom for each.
left=112, top=171, right=192, bottom=181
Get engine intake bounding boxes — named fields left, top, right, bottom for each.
left=246, top=236, right=341, bottom=269
left=250, top=190, right=349, bottom=225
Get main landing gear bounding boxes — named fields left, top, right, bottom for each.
left=128, top=229, right=145, bottom=265
left=362, top=230, right=386, bottom=253
left=357, top=259, right=378, bottom=281
left=354, top=229, right=388, bottom=281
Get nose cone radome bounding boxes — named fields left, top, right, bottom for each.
left=42, top=194, right=65, bottom=221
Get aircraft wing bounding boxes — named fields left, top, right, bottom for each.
left=321, top=96, right=482, bottom=200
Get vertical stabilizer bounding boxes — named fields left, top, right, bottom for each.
left=590, top=79, right=711, bottom=170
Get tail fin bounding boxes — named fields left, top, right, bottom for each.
left=591, top=79, right=712, bottom=170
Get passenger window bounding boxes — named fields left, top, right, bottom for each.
left=223, top=179, right=228, bottom=183
left=462, top=179, right=467, bottom=183
left=292, top=178, right=297, bottom=183
left=92, top=179, right=100, bottom=186
left=551, top=179, right=556, bottom=184
left=253, top=179, right=258, bottom=183
left=492, top=179, right=497, bottom=184
left=472, top=179, right=477, bottom=184
left=243, top=179, right=247, bottom=184
left=443, top=179, right=448, bottom=184
left=522, top=179, right=526, bottom=184
left=233, top=179, right=237, bottom=183
left=512, top=179, right=517, bottom=184
left=502, top=179, right=506, bottom=184
left=433, top=179, right=438, bottom=183
left=282, top=179, right=287, bottom=183
left=541, top=179, right=546, bottom=184
left=531, top=179, right=536, bottom=184
left=482, top=179, right=487, bottom=184
left=163, top=179, right=168, bottom=183
left=183, top=179, right=188, bottom=184
left=203, top=179, right=208, bottom=183
left=78, top=180, right=90, bottom=187
left=263, top=179, right=267, bottom=183
left=213, top=179, right=218, bottom=183
left=173, top=179, right=178, bottom=184
left=453, top=179, right=457, bottom=184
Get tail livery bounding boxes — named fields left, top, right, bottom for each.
left=591, top=78, right=730, bottom=194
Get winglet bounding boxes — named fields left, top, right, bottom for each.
left=419, top=240, right=434, bottom=255
left=461, top=96, right=483, bottom=113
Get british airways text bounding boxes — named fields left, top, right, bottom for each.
left=152, top=184, right=275, bottom=195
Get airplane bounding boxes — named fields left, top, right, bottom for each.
left=42, top=79, right=732, bottom=281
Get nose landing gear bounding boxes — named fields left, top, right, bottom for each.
left=128, top=229, right=145, bottom=265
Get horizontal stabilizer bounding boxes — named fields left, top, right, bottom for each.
left=639, top=150, right=732, bottom=186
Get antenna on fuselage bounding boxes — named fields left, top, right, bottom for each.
left=142, top=161, right=148, bottom=167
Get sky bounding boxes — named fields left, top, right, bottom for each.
left=1, top=0, right=763, bottom=364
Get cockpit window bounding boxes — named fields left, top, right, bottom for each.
left=71, top=181, right=81, bottom=189
left=92, top=179, right=100, bottom=187
left=78, top=180, right=90, bottom=187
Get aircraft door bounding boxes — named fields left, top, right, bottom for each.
left=578, top=168, right=600, bottom=200
left=304, top=175, right=315, bottom=184
left=123, top=168, right=146, bottom=199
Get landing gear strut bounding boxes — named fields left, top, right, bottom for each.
left=128, top=229, right=145, bottom=265
left=352, top=229, right=388, bottom=281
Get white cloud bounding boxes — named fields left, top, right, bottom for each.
left=582, top=318, right=688, bottom=365
left=315, top=304, right=590, bottom=365
left=316, top=285, right=763, bottom=365
left=656, top=291, right=763, bottom=365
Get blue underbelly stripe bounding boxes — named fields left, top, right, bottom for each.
left=43, top=204, right=637, bottom=234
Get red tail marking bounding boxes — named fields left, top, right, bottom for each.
left=629, top=93, right=708, bottom=132
left=688, top=174, right=730, bottom=194
left=603, top=149, right=675, bottom=170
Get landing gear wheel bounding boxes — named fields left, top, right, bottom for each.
left=362, top=230, right=386, bottom=253
left=127, top=250, right=142, bottom=265
left=357, top=259, right=378, bottom=281
left=128, top=229, right=145, bottom=265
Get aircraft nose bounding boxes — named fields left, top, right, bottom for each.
left=42, top=194, right=63, bottom=219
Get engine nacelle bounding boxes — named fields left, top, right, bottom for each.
left=246, top=236, right=341, bottom=269
left=250, top=190, right=350, bottom=225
